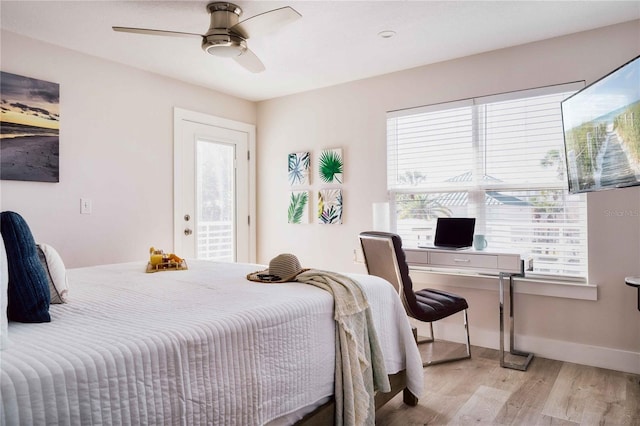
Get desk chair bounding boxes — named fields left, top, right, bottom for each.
left=359, top=231, right=471, bottom=366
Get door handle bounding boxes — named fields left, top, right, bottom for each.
left=184, top=228, right=193, bottom=236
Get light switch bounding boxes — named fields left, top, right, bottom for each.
left=80, top=198, right=92, bottom=215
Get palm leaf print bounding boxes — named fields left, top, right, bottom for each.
left=319, top=150, right=343, bottom=183
left=288, top=152, right=311, bottom=185
left=288, top=191, right=308, bottom=224
left=320, top=206, right=341, bottom=224
left=318, top=189, right=343, bottom=224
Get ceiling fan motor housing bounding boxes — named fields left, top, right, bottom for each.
left=202, top=2, right=246, bottom=57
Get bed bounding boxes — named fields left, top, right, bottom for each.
left=1, top=259, right=423, bottom=425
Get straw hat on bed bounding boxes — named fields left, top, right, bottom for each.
left=247, top=253, right=308, bottom=283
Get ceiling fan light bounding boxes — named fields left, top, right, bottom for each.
left=202, top=34, right=247, bottom=57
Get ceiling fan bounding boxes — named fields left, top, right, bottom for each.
left=113, top=2, right=301, bottom=73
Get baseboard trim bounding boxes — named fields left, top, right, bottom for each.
left=417, top=321, right=640, bottom=375
left=516, top=335, right=640, bottom=375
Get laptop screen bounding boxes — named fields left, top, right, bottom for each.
left=433, top=218, right=476, bottom=248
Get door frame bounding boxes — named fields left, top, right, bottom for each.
left=173, top=107, right=256, bottom=263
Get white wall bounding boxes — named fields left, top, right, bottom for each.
left=0, top=31, right=256, bottom=267
left=256, top=20, right=640, bottom=373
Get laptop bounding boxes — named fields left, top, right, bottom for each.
left=419, top=217, right=476, bottom=250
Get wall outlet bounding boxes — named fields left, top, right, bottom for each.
left=80, top=198, right=92, bottom=215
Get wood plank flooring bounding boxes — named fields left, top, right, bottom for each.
left=376, top=343, right=640, bottom=425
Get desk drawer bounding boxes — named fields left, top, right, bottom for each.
left=404, top=249, right=429, bottom=265
left=429, top=252, right=498, bottom=270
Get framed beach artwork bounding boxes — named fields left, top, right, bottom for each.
left=288, top=190, right=310, bottom=224
left=318, top=188, right=343, bottom=224
left=0, top=71, right=60, bottom=182
left=288, top=151, right=311, bottom=186
left=318, top=148, right=343, bottom=184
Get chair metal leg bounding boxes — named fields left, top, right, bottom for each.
left=417, top=309, right=471, bottom=367
left=416, top=322, right=434, bottom=344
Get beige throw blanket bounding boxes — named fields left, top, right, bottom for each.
left=296, top=270, right=390, bottom=426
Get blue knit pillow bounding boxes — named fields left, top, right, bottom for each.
left=0, top=211, right=50, bottom=323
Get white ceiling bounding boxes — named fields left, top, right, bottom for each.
left=1, top=1, right=639, bottom=102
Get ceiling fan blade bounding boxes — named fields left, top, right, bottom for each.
left=113, top=26, right=203, bottom=39
left=233, top=48, right=265, bottom=73
left=231, top=6, right=301, bottom=39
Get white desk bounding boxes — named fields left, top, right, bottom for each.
left=626, top=276, right=640, bottom=311
left=404, top=247, right=534, bottom=371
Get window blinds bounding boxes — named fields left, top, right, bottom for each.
left=387, top=82, right=588, bottom=279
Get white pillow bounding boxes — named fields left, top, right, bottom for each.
left=37, top=243, right=69, bottom=304
left=1, top=235, right=9, bottom=349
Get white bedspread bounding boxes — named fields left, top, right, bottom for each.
left=1, top=260, right=423, bottom=426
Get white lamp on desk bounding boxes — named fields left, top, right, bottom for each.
left=372, top=202, right=390, bottom=232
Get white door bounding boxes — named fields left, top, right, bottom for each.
left=174, top=109, right=255, bottom=263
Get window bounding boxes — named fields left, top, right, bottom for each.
left=387, top=83, right=588, bottom=279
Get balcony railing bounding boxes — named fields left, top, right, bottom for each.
left=197, top=220, right=233, bottom=262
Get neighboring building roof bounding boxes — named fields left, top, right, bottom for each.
left=433, top=171, right=530, bottom=206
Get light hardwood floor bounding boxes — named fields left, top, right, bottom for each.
left=376, top=343, right=640, bottom=425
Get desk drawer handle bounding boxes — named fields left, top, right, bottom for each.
left=454, top=258, right=471, bottom=263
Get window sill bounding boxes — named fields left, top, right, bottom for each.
left=408, top=267, right=598, bottom=301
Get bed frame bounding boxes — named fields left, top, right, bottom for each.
left=297, top=370, right=418, bottom=425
